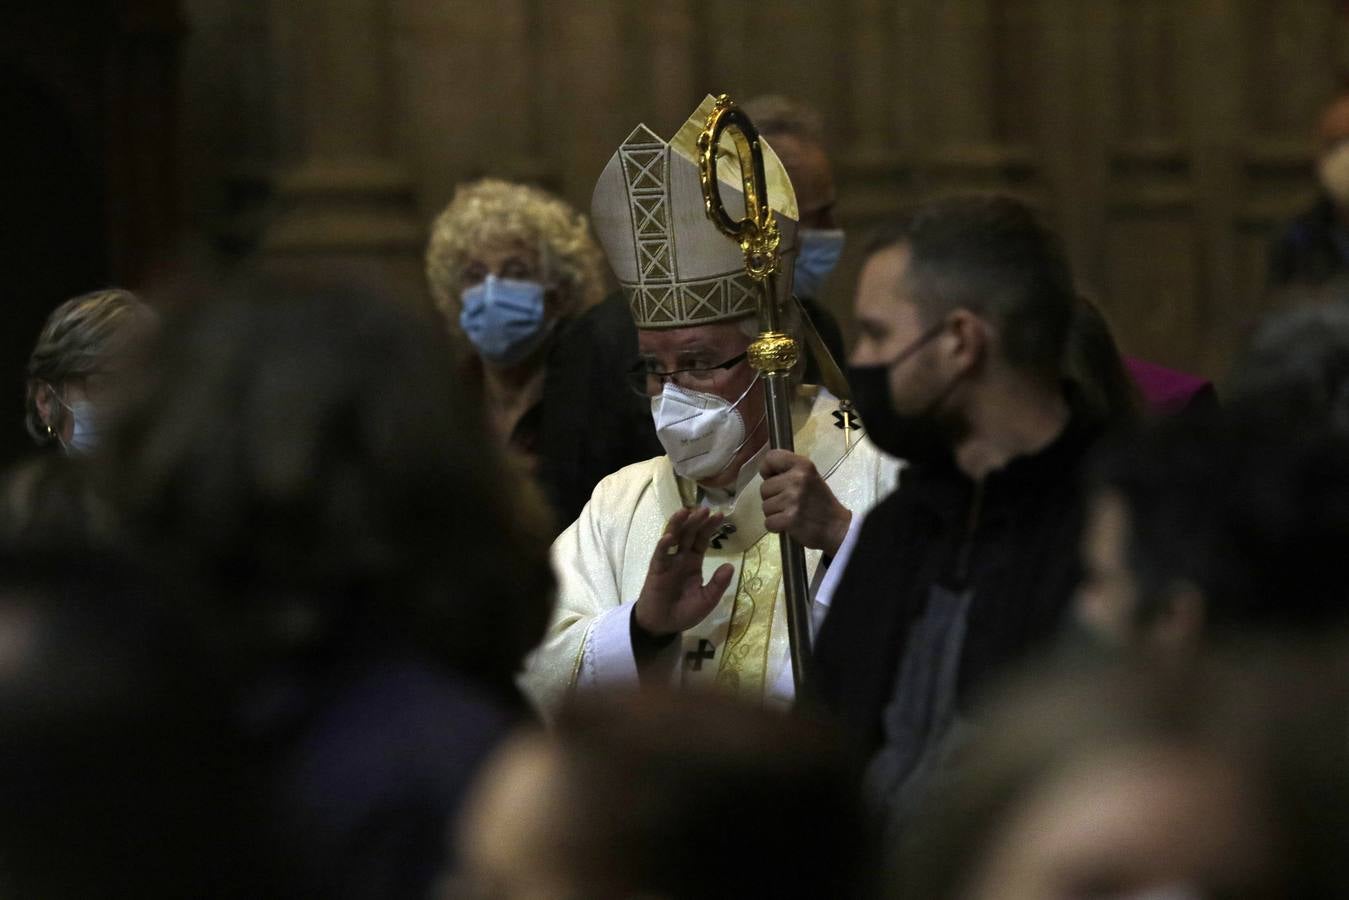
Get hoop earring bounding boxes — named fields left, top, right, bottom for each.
left=38, top=382, right=62, bottom=443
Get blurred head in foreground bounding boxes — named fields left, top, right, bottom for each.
left=1075, top=412, right=1349, bottom=653
left=99, top=272, right=554, bottom=696
left=898, top=651, right=1349, bottom=900
left=455, top=692, right=874, bottom=899
left=0, top=552, right=267, bottom=897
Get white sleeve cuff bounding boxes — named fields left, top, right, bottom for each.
left=576, top=600, right=641, bottom=690
left=577, top=600, right=686, bottom=692
left=813, top=512, right=864, bottom=629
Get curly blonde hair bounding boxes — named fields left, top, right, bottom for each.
left=425, top=179, right=606, bottom=343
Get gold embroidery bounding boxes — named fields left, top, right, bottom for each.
left=715, top=531, right=783, bottom=701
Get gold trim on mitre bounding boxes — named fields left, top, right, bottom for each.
left=590, top=95, right=800, bottom=330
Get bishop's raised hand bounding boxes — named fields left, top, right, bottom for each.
left=634, top=507, right=736, bottom=638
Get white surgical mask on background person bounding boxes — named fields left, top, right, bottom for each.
left=459, top=275, right=552, bottom=365
left=1319, top=141, right=1349, bottom=207
left=650, top=375, right=762, bottom=482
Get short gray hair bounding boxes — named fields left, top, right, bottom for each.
left=25, top=288, right=154, bottom=445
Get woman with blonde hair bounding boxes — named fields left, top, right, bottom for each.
left=425, top=178, right=606, bottom=471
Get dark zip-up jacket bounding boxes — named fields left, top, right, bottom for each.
left=811, top=415, right=1101, bottom=756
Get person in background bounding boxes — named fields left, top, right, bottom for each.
left=1061, top=295, right=1141, bottom=427
left=1122, top=354, right=1217, bottom=416
left=1226, top=297, right=1349, bottom=433
left=532, top=286, right=663, bottom=533
left=1068, top=292, right=1215, bottom=418
left=0, top=453, right=106, bottom=555
left=425, top=178, right=607, bottom=479
left=1269, top=86, right=1349, bottom=287
left=812, top=196, right=1099, bottom=839
left=1075, top=411, right=1349, bottom=653
left=743, top=94, right=848, bottom=370
left=0, top=288, right=155, bottom=553
left=24, top=287, right=154, bottom=455
left=454, top=693, right=876, bottom=900
left=99, top=273, right=555, bottom=900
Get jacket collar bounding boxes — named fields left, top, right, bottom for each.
left=905, top=389, right=1099, bottom=521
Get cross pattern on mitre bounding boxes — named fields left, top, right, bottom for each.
left=620, top=126, right=674, bottom=297
left=638, top=241, right=671, bottom=280
left=591, top=96, right=800, bottom=330
left=681, top=278, right=722, bottom=321
left=645, top=286, right=676, bottom=324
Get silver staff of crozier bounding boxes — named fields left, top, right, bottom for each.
left=696, top=93, right=814, bottom=691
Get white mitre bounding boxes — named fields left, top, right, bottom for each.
left=591, top=95, right=800, bottom=329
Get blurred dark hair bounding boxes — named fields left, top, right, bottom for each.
left=865, top=195, right=1076, bottom=383
left=0, top=551, right=273, bottom=897
left=546, top=692, right=875, bottom=899
left=1063, top=295, right=1141, bottom=427
left=1227, top=300, right=1349, bottom=433
left=897, top=650, right=1349, bottom=900
left=98, top=272, right=554, bottom=695
left=1089, top=411, right=1349, bottom=636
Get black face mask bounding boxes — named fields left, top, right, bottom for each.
left=847, top=322, right=960, bottom=466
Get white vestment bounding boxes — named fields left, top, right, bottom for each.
left=521, top=386, right=901, bottom=715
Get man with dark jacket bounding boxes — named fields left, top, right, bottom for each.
left=812, top=196, right=1101, bottom=834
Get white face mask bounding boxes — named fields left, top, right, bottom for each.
left=650, top=375, right=763, bottom=482
left=1319, top=142, right=1349, bottom=206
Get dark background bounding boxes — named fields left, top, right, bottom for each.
left=4, top=0, right=1345, bottom=468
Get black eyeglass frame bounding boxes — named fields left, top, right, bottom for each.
left=624, top=351, right=750, bottom=397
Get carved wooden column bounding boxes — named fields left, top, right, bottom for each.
left=846, top=0, right=896, bottom=161
left=836, top=0, right=919, bottom=226
left=914, top=0, right=1039, bottom=196
left=1033, top=0, right=1093, bottom=271
left=549, top=0, right=626, bottom=205
left=1071, top=0, right=1119, bottom=299
left=645, top=0, right=696, bottom=129
left=259, top=0, right=422, bottom=288
left=1182, top=0, right=1243, bottom=375
left=107, top=0, right=185, bottom=286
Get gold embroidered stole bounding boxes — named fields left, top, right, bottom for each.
left=650, top=386, right=861, bottom=703
left=713, top=531, right=782, bottom=700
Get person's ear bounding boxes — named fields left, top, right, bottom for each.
left=944, top=309, right=987, bottom=374
left=33, top=381, right=57, bottom=430
left=1148, top=581, right=1206, bottom=651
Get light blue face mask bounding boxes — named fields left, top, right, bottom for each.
left=793, top=228, right=845, bottom=299
left=59, top=397, right=99, bottom=455
left=459, top=275, right=552, bottom=365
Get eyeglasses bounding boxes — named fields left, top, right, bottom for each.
left=624, top=352, right=749, bottom=397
